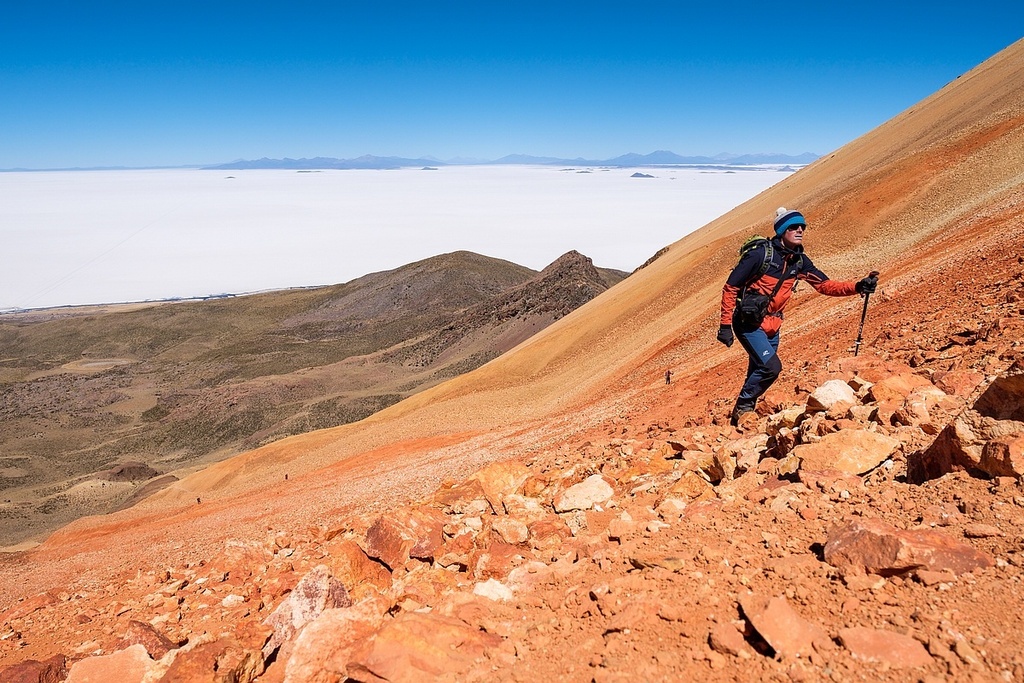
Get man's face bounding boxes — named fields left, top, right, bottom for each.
left=781, top=224, right=806, bottom=248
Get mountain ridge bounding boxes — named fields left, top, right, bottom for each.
left=0, top=250, right=626, bottom=546
left=203, top=150, right=818, bottom=171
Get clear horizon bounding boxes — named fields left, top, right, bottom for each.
left=2, top=3, right=1021, bottom=169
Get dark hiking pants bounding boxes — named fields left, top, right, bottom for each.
left=734, top=325, right=781, bottom=409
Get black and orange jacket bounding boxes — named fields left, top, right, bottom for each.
left=720, top=236, right=857, bottom=336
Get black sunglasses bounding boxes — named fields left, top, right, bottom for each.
left=786, top=224, right=807, bottom=232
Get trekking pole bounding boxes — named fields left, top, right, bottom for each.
left=854, top=271, right=879, bottom=357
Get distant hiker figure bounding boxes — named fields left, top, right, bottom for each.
left=718, top=207, right=878, bottom=428
left=665, top=369, right=673, bottom=384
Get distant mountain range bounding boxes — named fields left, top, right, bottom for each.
left=205, top=150, right=819, bottom=171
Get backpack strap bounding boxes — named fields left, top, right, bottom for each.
left=739, top=241, right=793, bottom=310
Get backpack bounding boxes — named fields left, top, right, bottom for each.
left=733, top=236, right=803, bottom=328
left=737, top=236, right=774, bottom=282
left=735, top=235, right=804, bottom=286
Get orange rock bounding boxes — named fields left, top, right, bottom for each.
left=838, top=627, right=932, bottom=668
left=470, top=460, right=532, bottom=513
left=362, top=507, right=446, bottom=570
left=469, top=540, right=522, bottom=580
left=263, top=565, right=352, bottom=658
left=66, top=644, right=154, bottom=683
left=666, top=471, right=714, bottom=502
left=709, top=622, right=753, bottom=659
left=322, top=539, right=392, bottom=598
left=933, top=369, right=986, bottom=396
left=0, top=654, right=67, bottom=683
left=793, top=429, right=900, bottom=475
left=116, top=620, right=178, bottom=660
left=430, top=477, right=489, bottom=514
left=395, top=565, right=462, bottom=606
left=346, top=612, right=502, bottom=683
left=159, top=631, right=267, bottom=683
left=491, top=517, right=529, bottom=545
left=281, top=598, right=389, bottom=683
left=824, top=518, right=994, bottom=577
left=0, top=592, right=57, bottom=623
left=866, top=373, right=934, bottom=404
left=739, top=594, right=829, bottom=659
left=798, top=469, right=865, bottom=496
left=527, top=516, right=572, bottom=550
left=979, top=434, right=1024, bottom=479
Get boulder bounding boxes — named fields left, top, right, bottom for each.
left=346, top=612, right=502, bottom=683
left=838, top=627, right=932, bottom=668
left=159, top=626, right=270, bottom=683
left=666, top=471, right=714, bottom=501
left=739, top=595, right=829, bottom=659
left=282, top=598, right=390, bottom=683
left=973, top=367, right=1024, bottom=421
left=66, top=645, right=153, bottom=683
left=824, top=518, right=994, bottom=577
left=528, top=516, right=573, bottom=550
left=0, top=654, right=67, bottom=683
left=116, top=620, right=178, bottom=660
left=933, top=369, right=985, bottom=396
left=553, top=474, right=613, bottom=512
left=978, top=434, right=1024, bottom=478
left=363, top=507, right=446, bottom=570
left=767, top=406, right=805, bottom=432
left=807, top=380, right=857, bottom=412
left=867, top=374, right=935, bottom=404
left=263, top=565, right=352, bottom=658
left=491, top=517, right=529, bottom=545
left=718, top=434, right=769, bottom=473
left=501, top=494, right=549, bottom=523
left=793, top=429, right=900, bottom=474
left=323, top=539, right=392, bottom=598
left=472, top=578, right=515, bottom=602
left=431, top=477, right=489, bottom=515
left=0, top=592, right=57, bottom=622
left=471, top=461, right=531, bottom=513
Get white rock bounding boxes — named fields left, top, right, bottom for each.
left=473, top=578, right=514, bottom=602
left=221, top=594, right=245, bottom=608
left=807, top=379, right=858, bottom=412
left=553, top=474, right=614, bottom=512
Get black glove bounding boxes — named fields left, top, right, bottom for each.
left=716, top=325, right=734, bottom=347
left=856, top=273, right=878, bottom=295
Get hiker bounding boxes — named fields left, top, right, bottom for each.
left=717, top=207, right=878, bottom=426
left=665, top=369, right=673, bottom=384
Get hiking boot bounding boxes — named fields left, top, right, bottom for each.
left=730, top=401, right=756, bottom=427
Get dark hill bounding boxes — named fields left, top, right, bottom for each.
left=0, top=250, right=625, bottom=544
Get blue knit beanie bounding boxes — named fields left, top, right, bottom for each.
left=774, top=207, right=806, bottom=236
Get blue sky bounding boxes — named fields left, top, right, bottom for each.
left=2, top=2, right=1021, bottom=169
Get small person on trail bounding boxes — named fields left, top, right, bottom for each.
left=665, top=369, right=673, bottom=384
left=718, top=207, right=878, bottom=427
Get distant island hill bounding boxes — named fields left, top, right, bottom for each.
left=205, top=151, right=818, bottom=171
left=1, top=151, right=819, bottom=172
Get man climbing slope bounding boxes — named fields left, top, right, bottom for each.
left=717, top=207, right=878, bottom=427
